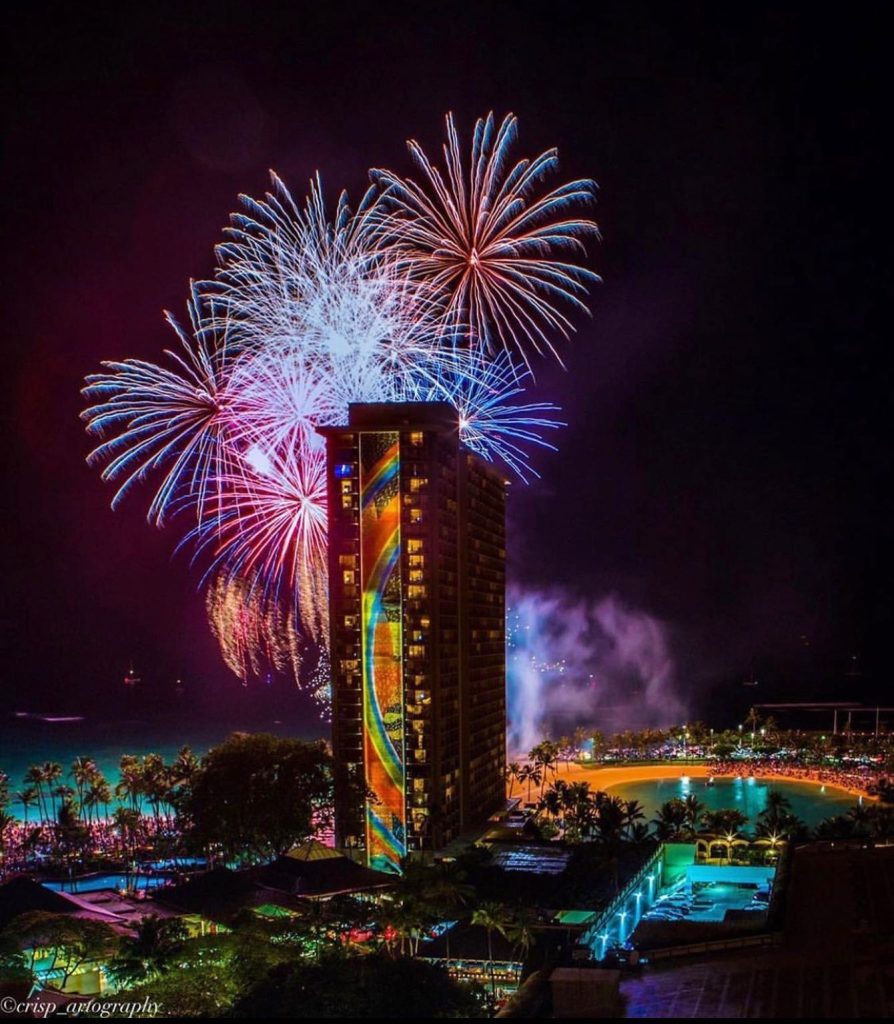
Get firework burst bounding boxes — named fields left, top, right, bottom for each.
left=82, top=114, right=599, bottom=700
left=81, top=285, right=235, bottom=526
left=372, top=111, right=600, bottom=367
left=424, top=348, right=564, bottom=481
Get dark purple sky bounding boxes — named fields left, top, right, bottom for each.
left=3, top=4, right=889, bottom=719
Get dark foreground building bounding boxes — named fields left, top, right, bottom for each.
left=320, top=403, right=507, bottom=872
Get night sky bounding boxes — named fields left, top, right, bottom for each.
left=4, top=4, right=889, bottom=722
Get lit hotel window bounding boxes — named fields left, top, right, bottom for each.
left=409, top=644, right=425, bottom=658
left=410, top=508, right=423, bottom=524
left=410, top=431, right=423, bottom=446
left=408, top=538, right=424, bottom=553
left=407, top=585, right=427, bottom=599
left=409, top=569, right=424, bottom=583
left=342, top=570, right=355, bottom=585
left=409, top=477, right=428, bottom=492
left=341, top=494, right=353, bottom=509
left=340, top=480, right=352, bottom=494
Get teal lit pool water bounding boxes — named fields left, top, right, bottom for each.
left=45, top=874, right=170, bottom=894
left=607, top=776, right=857, bottom=830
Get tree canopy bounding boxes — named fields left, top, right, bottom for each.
left=177, top=733, right=332, bottom=863
left=230, top=952, right=484, bottom=1018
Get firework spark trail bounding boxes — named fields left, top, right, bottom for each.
left=206, top=569, right=304, bottom=683
left=189, top=445, right=330, bottom=643
left=81, top=113, right=599, bottom=696
left=421, top=347, right=564, bottom=481
left=81, top=286, right=235, bottom=526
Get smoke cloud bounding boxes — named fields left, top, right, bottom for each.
left=507, top=585, right=686, bottom=754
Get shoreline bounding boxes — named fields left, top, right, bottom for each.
left=511, top=761, right=874, bottom=801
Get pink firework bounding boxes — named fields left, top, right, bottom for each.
left=372, top=111, right=600, bottom=367
left=194, top=444, right=330, bottom=643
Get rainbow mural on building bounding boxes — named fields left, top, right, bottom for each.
left=359, top=432, right=406, bottom=872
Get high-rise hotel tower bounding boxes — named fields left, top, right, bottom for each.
left=319, top=403, right=507, bottom=872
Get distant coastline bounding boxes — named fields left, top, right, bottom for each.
left=0, top=710, right=328, bottom=819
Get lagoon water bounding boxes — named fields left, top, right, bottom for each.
left=608, top=775, right=856, bottom=830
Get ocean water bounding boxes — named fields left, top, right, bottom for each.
left=0, top=709, right=328, bottom=819
left=608, top=775, right=856, bottom=830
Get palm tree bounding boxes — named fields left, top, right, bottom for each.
left=745, top=706, right=761, bottom=737
left=652, top=798, right=689, bottom=841
left=628, top=821, right=651, bottom=844
left=505, top=762, right=522, bottom=799
left=507, top=910, right=536, bottom=968
left=814, top=814, right=856, bottom=840
left=53, top=784, right=76, bottom=823
left=40, top=762, right=63, bottom=822
left=561, top=782, right=595, bottom=841
left=85, top=779, right=112, bottom=824
left=529, top=742, right=558, bottom=796
left=518, top=764, right=542, bottom=801
left=756, top=791, right=794, bottom=838
left=116, top=755, right=145, bottom=814
left=422, top=866, right=473, bottom=969
left=71, top=757, right=98, bottom=822
left=110, top=914, right=188, bottom=984
left=557, top=736, right=573, bottom=773
left=621, top=799, right=646, bottom=838
left=539, top=784, right=565, bottom=822
left=471, top=901, right=513, bottom=999
left=702, top=808, right=748, bottom=836
left=16, top=787, right=38, bottom=826
left=595, top=795, right=628, bottom=893
left=140, top=754, right=169, bottom=826
left=682, top=794, right=705, bottom=832
left=113, top=807, right=142, bottom=886
left=24, top=765, right=48, bottom=824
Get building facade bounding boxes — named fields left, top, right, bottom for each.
left=320, top=403, right=507, bottom=872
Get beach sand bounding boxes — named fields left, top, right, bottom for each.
left=509, top=761, right=874, bottom=801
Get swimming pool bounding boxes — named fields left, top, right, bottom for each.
left=606, top=775, right=856, bottom=830
left=45, top=873, right=170, bottom=893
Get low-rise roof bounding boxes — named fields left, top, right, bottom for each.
left=257, top=850, right=394, bottom=899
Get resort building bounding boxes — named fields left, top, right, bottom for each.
left=319, top=402, right=508, bottom=871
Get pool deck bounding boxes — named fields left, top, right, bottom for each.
left=511, top=762, right=875, bottom=801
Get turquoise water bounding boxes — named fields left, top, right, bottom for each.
left=45, top=874, right=170, bottom=893
left=608, top=775, right=856, bottom=830
left=0, top=712, right=327, bottom=819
